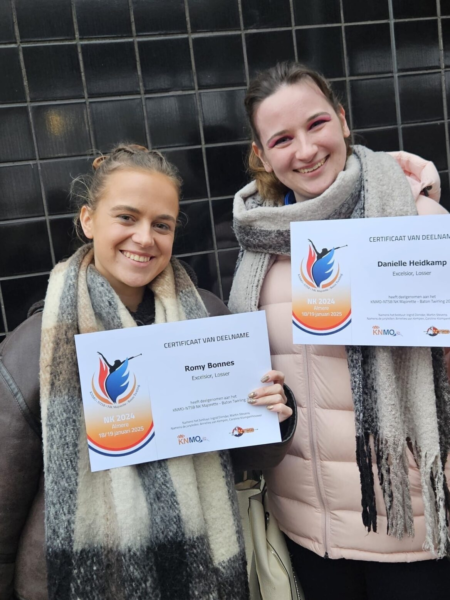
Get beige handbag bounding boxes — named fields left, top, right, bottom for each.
left=237, top=479, right=305, bottom=600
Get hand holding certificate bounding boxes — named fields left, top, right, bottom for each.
left=75, top=311, right=282, bottom=472
left=291, top=214, right=450, bottom=346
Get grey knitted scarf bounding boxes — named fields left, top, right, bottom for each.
left=40, top=244, right=248, bottom=600
left=229, top=145, right=450, bottom=557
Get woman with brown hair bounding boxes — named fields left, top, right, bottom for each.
left=229, top=62, right=450, bottom=600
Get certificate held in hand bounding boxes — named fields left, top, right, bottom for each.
left=75, top=311, right=281, bottom=472
left=291, top=214, right=450, bottom=347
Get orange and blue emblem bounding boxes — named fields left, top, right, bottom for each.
left=88, top=351, right=155, bottom=457
left=92, top=352, right=140, bottom=406
left=300, top=239, right=345, bottom=289
left=293, top=239, right=351, bottom=336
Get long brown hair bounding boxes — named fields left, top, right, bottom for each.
left=245, top=62, right=352, bottom=203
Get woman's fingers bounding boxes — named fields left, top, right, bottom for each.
left=248, top=370, right=292, bottom=423
left=248, top=387, right=284, bottom=405
left=266, top=402, right=293, bottom=423
left=247, top=391, right=292, bottom=423
left=261, top=369, right=285, bottom=386
left=250, top=369, right=286, bottom=402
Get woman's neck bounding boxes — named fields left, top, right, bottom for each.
left=117, top=287, right=145, bottom=312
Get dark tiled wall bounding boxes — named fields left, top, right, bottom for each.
left=1, top=0, right=449, bottom=339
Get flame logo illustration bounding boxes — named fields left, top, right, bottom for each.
left=300, top=239, right=346, bottom=289
left=425, top=327, right=450, bottom=337
left=427, top=327, right=440, bottom=337
left=91, top=352, right=140, bottom=406
left=231, top=426, right=255, bottom=437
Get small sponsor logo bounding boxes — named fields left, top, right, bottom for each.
left=177, top=434, right=209, bottom=445
left=425, top=326, right=450, bottom=337
left=231, top=426, right=255, bottom=437
left=372, top=325, right=401, bottom=337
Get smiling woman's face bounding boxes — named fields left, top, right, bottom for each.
left=80, top=168, right=179, bottom=309
left=253, top=80, right=350, bottom=202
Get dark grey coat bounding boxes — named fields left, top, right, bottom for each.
left=0, top=288, right=296, bottom=600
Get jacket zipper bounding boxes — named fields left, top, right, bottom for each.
left=292, top=567, right=303, bottom=598
left=303, top=345, right=331, bottom=558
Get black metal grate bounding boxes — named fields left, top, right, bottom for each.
left=1, top=0, right=449, bottom=338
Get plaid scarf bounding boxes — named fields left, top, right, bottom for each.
left=40, top=244, right=248, bottom=599
left=229, top=146, right=450, bottom=557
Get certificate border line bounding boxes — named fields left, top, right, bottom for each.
left=292, top=319, right=352, bottom=336
left=88, top=431, right=156, bottom=457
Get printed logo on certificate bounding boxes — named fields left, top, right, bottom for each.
left=293, top=237, right=351, bottom=336
left=76, top=332, right=160, bottom=471
left=87, top=350, right=154, bottom=458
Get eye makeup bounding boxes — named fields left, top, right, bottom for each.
left=269, top=135, right=293, bottom=148
left=266, top=112, right=333, bottom=148
left=309, top=115, right=331, bottom=130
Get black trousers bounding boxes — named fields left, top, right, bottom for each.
left=285, top=536, right=450, bottom=600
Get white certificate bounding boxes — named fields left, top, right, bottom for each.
left=291, top=214, right=450, bottom=346
left=75, top=311, right=281, bottom=472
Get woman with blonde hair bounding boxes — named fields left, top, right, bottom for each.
left=0, top=144, right=294, bottom=600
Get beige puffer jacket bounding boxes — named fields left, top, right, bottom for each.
left=253, top=152, right=450, bottom=562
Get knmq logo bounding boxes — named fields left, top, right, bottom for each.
left=177, top=434, right=208, bottom=445
left=372, top=325, right=401, bottom=337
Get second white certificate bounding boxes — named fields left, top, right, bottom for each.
left=291, top=214, right=450, bottom=346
